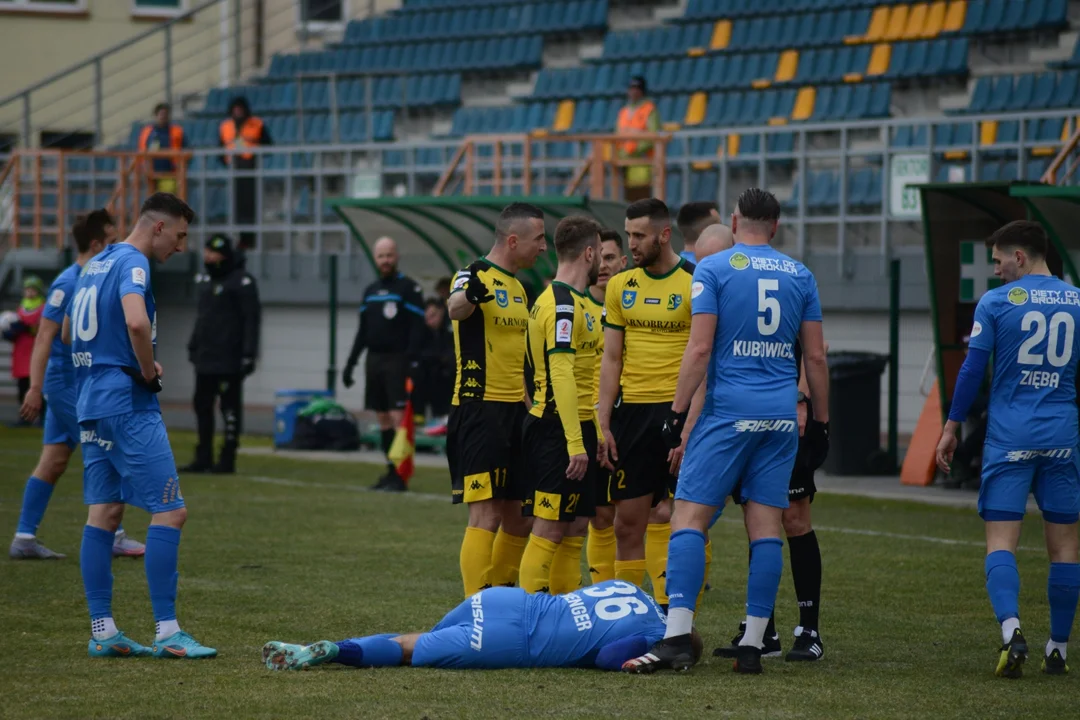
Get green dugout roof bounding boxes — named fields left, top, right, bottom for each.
left=327, top=195, right=629, bottom=285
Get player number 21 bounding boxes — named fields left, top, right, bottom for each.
left=70, top=286, right=99, bottom=343
left=757, top=279, right=780, bottom=336
left=582, top=580, right=650, bottom=621
left=1018, top=310, right=1075, bottom=368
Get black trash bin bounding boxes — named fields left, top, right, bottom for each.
left=823, top=351, right=890, bottom=476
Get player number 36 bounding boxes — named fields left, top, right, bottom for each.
left=582, top=580, right=650, bottom=621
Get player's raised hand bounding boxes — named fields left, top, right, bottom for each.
left=935, top=425, right=958, bottom=474
left=20, top=387, right=43, bottom=423
left=599, top=427, right=618, bottom=470
left=566, top=453, right=589, bottom=481
left=464, top=263, right=494, bottom=305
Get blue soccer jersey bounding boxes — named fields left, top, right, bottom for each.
left=969, top=275, right=1080, bottom=450
left=69, top=243, right=160, bottom=423
left=691, top=243, right=822, bottom=420
left=41, top=263, right=80, bottom=395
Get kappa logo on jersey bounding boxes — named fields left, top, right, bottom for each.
left=1005, top=448, right=1073, bottom=462
left=622, top=290, right=637, bottom=308
left=495, top=289, right=509, bottom=307
left=625, top=278, right=639, bottom=288
left=734, top=419, right=796, bottom=432
left=667, top=293, right=682, bottom=311
left=464, top=360, right=481, bottom=370
left=691, top=281, right=704, bottom=299
left=132, top=267, right=147, bottom=287
left=48, top=289, right=65, bottom=308
left=729, top=252, right=750, bottom=270
left=492, top=278, right=505, bottom=287
left=469, top=479, right=485, bottom=491
left=1008, top=287, right=1029, bottom=305
left=539, top=496, right=556, bottom=510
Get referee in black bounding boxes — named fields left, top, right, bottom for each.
left=343, top=236, right=426, bottom=492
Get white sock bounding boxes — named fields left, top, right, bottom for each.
left=1047, top=639, right=1067, bottom=660
left=740, top=616, right=770, bottom=648
left=155, top=619, right=181, bottom=641
left=14, top=532, right=34, bottom=540
left=91, top=617, right=119, bottom=641
left=1001, top=617, right=1021, bottom=644
left=664, top=608, right=694, bottom=639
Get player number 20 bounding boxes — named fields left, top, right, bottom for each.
left=757, top=279, right=780, bottom=336
left=70, top=286, right=99, bottom=343
left=582, top=580, right=650, bottom=621
left=1018, top=310, right=1075, bottom=368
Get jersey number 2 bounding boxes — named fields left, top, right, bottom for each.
left=1018, top=311, right=1075, bottom=368
left=757, top=279, right=780, bottom=336
left=70, top=286, right=99, bottom=343
left=582, top=580, right=650, bottom=621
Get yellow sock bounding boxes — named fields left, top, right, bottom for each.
left=614, top=558, right=647, bottom=587
left=519, top=534, right=559, bottom=593
left=645, top=522, right=671, bottom=604
left=488, top=529, right=529, bottom=588
left=549, top=536, right=585, bottom=594
left=586, top=524, right=616, bottom=584
left=696, top=538, right=713, bottom=608
left=460, top=527, right=496, bottom=597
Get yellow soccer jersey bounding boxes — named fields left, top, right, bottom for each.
left=527, top=282, right=602, bottom=423
left=602, top=258, right=695, bottom=403
left=586, top=291, right=605, bottom=407
left=450, top=258, right=530, bottom=404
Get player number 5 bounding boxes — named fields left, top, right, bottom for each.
left=757, top=278, right=780, bottom=336
left=70, top=286, right=99, bottom=343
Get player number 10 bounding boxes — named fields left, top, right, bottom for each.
left=70, top=286, right=99, bottom=343
left=1018, top=310, right=1075, bottom=368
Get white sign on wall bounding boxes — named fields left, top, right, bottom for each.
left=890, top=153, right=930, bottom=218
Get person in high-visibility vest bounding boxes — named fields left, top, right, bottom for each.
left=615, top=76, right=659, bottom=203
left=218, top=96, right=272, bottom=249
left=138, top=103, right=187, bottom=194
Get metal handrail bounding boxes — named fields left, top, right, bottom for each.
left=1043, top=120, right=1080, bottom=185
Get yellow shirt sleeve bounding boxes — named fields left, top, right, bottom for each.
left=603, top=273, right=625, bottom=330
left=545, top=292, right=584, bottom=455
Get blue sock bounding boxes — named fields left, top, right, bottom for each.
left=145, top=525, right=181, bottom=623
left=985, top=550, right=1021, bottom=623
left=16, top=476, right=54, bottom=536
left=665, top=529, right=707, bottom=611
left=335, top=635, right=404, bottom=667
left=1048, top=562, right=1080, bottom=643
left=746, top=538, right=784, bottom=618
left=80, top=526, right=115, bottom=620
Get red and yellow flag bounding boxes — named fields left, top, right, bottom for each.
left=387, top=377, right=415, bottom=485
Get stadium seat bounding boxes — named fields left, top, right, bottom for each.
left=1051, top=70, right=1078, bottom=107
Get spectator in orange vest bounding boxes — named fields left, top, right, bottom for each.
left=219, top=96, right=272, bottom=249
left=138, top=102, right=187, bottom=194
left=615, top=76, right=659, bottom=203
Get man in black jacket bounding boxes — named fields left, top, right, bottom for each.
left=343, top=236, right=426, bottom=492
left=181, top=234, right=262, bottom=474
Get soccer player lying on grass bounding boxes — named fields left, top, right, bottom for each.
left=262, top=580, right=701, bottom=671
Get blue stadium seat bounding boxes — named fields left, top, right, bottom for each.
left=963, top=0, right=986, bottom=33
left=1051, top=70, right=1078, bottom=107
left=986, top=75, right=1013, bottom=112
left=868, top=83, right=890, bottom=118
left=981, top=0, right=1007, bottom=32
left=1008, top=74, right=1035, bottom=111
left=1026, top=157, right=1050, bottom=181
left=847, top=83, right=871, bottom=119
left=999, top=0, right=1025, bottom=31
left=944, top=38, right=968, bottom=75
left=904, top=41, right=929, bottom=77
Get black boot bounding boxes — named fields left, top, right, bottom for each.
left=180, top=446, right=214, bottom=474
left=211, top=443, right=237, bottom=474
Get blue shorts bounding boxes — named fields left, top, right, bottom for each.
left=43, top=384, right=79, bottom=449
left=677, top=415, right=798, bottom=513
left=81, top=411, right=184, bottom=514
left=412, top=587, right=529, bottom=669
left=979, top=444, right=1080, bottom=524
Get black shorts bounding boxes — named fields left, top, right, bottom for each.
left=610, top=402, right=676, bottom=506
left=521, top=414, right=598, bottom=522
left=365, top=352, right=408, bottom=413
left=448, top=401, right=527, bottom=504
left=595, top=467, right=612, bottom=508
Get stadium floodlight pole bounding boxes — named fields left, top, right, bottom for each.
left=327, top=253, right=339, bottom=394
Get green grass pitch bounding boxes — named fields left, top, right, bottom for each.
left=1, top=427, right=1079, bottom=719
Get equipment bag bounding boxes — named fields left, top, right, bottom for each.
left=286, top=398, right=361, bottom=451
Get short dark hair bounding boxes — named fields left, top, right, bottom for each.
left=434, top=276, right=452, bottom=292
left=625, top=198, right=669, bottom=224
left=676, top=201, right=719, bottom=244
left=496, top=202, right=544, bottom=240
left=71, top=208, right=115, bottom=253
left=554, top=216, right=601, bottom=260
left=140, top=192, right=195, bottom=224
left=987, top=220, right=1048, bottom=260
left=229, top=96, right=251, bottom=115
left=736, top=188, right=781, bottom=223
left=425, top=297, right=444, bottom=310
left=153, top=102, right=170, bottom=115
left=599, top=228, right=623, bottom=249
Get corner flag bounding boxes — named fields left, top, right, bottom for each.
left=387, top=378, right=415, bottom=485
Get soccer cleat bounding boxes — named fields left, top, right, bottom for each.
left=88, top=632, right=151, bottom=658
left=1042, top=649, right=1068, bottom=675
left=152, top=631, right=218, bottom=659
left=263, top=640, right=339, bottom=671
left=785, top=627, right=824, bottom=662
left=995, top=628, right=1028, bottom=679
left=111, top=532, right=146, bottom=558
left=622, top=635, right=696, bottom=674
left=713, top=622, right=782, bottom=659
left=371, top=471, right=407, bottom=492
left=733, top=644, right=764, bottom=674
left=9, top=537, right=66, bottom=559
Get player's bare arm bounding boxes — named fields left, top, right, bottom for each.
left=61, top=314, right=71, bottom=345
left=20, top=316, right=60, bottom=422
left=597, top=326, right=625, bottom=468
left=447, top=289, right=475, bottom=321
left=671, top=312, right=715, bottom=414
left=121, top=293, right=157, bottom=382
left=798, top=320, right=829, bottom=423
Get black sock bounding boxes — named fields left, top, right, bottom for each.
left=748, top=541, right=777, bottom=637
left=788, top=530, right=821, bottom=632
